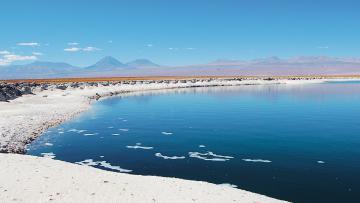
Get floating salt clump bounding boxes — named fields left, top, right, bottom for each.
left=161, top=132, right=173, bottom=135
left=199, top=145, right=206, bottom=148
left=84, top=133, right=97, bottom=136
left=75, top=159, right=98, bottom=166
left=69, top=129, right=87, bottom=133
left=75, top=159, right=132, bottom=173
left=189, top=151, right=234, bottom=161
left=58, top=132, right=64, bottom=134
left=317, top=161, right=325, bottom=164
left=44, top=143, right=53, bottom=146
left=155, top=153, right=185, bottom=160
left=242, top=159, right=272, bottom=163
left=98, top=161, right=132, bottom=173
left=119, top=129, right=129, bottom=132
left=126, top=143, right=153, bottom=150
left=112, top=133, right=120, bottom=136
left=219, top=183, right=238, bottom=188
left=41, top=152, right=56, bottom=159
left=108, top=126, right=114, bottom=129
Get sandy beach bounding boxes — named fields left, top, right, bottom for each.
left=1, top=77, right=359, bottom=202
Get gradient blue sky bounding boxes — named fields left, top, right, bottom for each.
left=0, top=0, right=359, bottom=66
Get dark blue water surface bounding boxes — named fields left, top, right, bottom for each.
left=27, top=81, right=360, bottom=203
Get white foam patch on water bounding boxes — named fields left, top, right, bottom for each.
left=219, top=183, right=238, bottom=188
left=44, top=142, right=53, bottom=146
left=58, top=132, right=64, bottom=134
left=83, top=133, right=97, bottom=136
left=76, top=159, right=132, bottom=173
left=155, top=153, right=185, bottom=160
left=199, top=145, right=206, bottom=148
left=76, top=159, right=97, bottom=166
left=68, top=129, right=88, bottom=133
left=41, top=152, right=56, bottom=159
left=107, top=126, right=114, bottom=129
left=119, top=128, right=129, bottom=132
left=98, top=161, right=132, bottom=173
left=112, top=133, right=120, bottom=136
left=161, top=132, right=173, bottom=135
left=188, top=151, right=234, bottom=161
left=317, top=161, right=325, bottom=164
left=242, top=159, right=272, bottom=163
left=122, top=120, right=128, bottom=122
left=126, top=143, right=153, bottom=150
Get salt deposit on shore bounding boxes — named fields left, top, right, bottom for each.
left=1, top=77, right=352, bottom=202
left=0, top=78, right=333, bottom=153
left=0, top=153, right=287, bottom=202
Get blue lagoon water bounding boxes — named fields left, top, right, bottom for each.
left=27, top=81, right=360, bottom=203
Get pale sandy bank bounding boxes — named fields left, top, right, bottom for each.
left=0, top=154, right=288, bottom=203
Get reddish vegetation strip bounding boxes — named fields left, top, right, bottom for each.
left=1, top=75, right=360, bottom=84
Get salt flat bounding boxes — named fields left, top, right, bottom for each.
left=0, top=153, right=287, bottom=203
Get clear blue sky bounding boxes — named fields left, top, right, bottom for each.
left=0, top=0, right=359, bottom=66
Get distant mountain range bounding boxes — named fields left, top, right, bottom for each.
left=1, top=56, right=360, bottom=79
left=86, top=56, right=129, bottom=71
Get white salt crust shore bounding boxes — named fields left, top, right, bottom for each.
left=1, top=78, right=344, bottom=153
left=0, top=78, right=330, bottom=153
left=0, top=78, right=355, bottom=202
left=0, top=154, right=287, bottom=203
